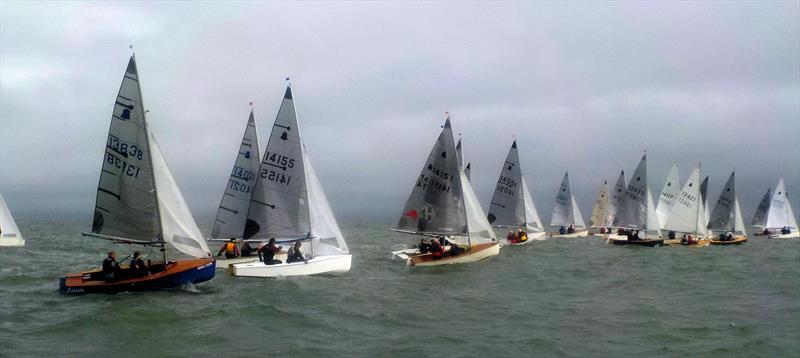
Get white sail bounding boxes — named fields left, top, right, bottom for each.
left=751, top=188, right=771, bottom=227
left=461, top=169, right=497, bottom=245
left=246, top=87, right=309, bottom=240
left=708, top=172, right=737, bottom=233
left=645, top=186, right=661, bottom=237
left=303, top=145, right=349, bottom=256
left=0, top=193, right=24, bottom=245
left=589, top=180, right=609, bottom=228
left=656, top=162, right=679, bottom=229
left=521, top=178, right=544, bottom=232
left=607, top=170, right=627, bottom=226
left=665, top=164, right=707, bottom=235
left=550, top=172, right=584, bottom=228
left=734, top=198, right=746, bottom=234
left=149, top=134, right=211, bottom=258
left=614, top=154, right=647, bottom=229
left=456, top=139, right=471, bottom=181
left=765, top=177, right=799, bottom=230
left=212, top=110, right=261, bottom=239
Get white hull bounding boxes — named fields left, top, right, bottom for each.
left=768, top=232, right=800, bottom=239
left=549, top=229, right=590, bottom=238
left=0, top=237, right=25, bottom=247
left=215, top=256, right=261, bottom=269
left=501, top=231, right=547, bottom=245
left=230, top=254, right=351, bottom=277
left=412, top=242, right=500, bottom=267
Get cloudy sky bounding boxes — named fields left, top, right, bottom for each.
left=1, top=1, right=798, bottom=225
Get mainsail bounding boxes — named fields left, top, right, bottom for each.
left=487, top=141, right=525, bottom=228
left=708, top=172, right=738, bottom=233
left=656, top=162, right=679, bottom=229
left=0, top=193, right=23, bottom=243
left=550, top=172, right=585, bottom=228
left=765, top=177, right=799, bottom=230
left=751, top=188, right=771, bottom=227
left=245, top=87, right=309, bottom=240
left=212, top=110, right=261, bottom=239
left=607, top=170, right=627, bottom=226
left=90, top=56, right=210, bottom=257
left=613, top=154, right=647, bottom=229
left=589, top=180, right=609, bottom=228
left=664, top=164, right=708, bottom=236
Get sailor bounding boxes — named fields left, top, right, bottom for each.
left=449, top=241, right=461, bottom=256
left=600, top=227, right=607, bottom=234
left=725, top=232, right=734, bottom=241
left=506, top=231, right=516, bottom=244
left=102, top=251, right=120, bottom=280
left=429, top=237, right=444, bottom=260
left=256, top=241, right=267, bottom=262
left=782, top=226, right=791, bottom=235
left=286, top=241, right=307, bottom=264
left=130, top=251, right=148, bottom=277
left=567, top=224, right=576, bottom=234
left=241, top=241, right=254, bottom=257
left=632, top=230, right=640, bottom=241
left=217, top=238, right=239, bottom=259
left=418, top=239, right=431, bottom=254
left=518, top=229, right=528, bottom=242
left=668, top=231, right=677, bottom=240
left=559, top=226, right=567, bottom=235
left=263, top=238, right=283, bottom=265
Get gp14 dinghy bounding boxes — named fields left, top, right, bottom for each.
left=60, top=56, right=215, bottom=294
left=209, top=108, right=263, bottom=268
left=487, top=140, right=546, bottom=244
left=608, top=153, right=664, bottom=247
left=750, top=188, right=771, bottom=235
left=391, top=117, right=500, bottom=266
left=707, top=172, right=748, bottom=245
left=231, top=85, right=351, bottom=277
left=662, top=164, right=710, bottom=246
left=589, top=179, right=610, bottom=235
left=763, top=177, right=799, bottom=239
left=0, top=193, right=25, bottom=247
left=549, top=172, right=589, bottom=238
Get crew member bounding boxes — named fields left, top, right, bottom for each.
left=217, top=238, right=240, bottom=259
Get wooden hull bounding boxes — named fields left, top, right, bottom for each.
left=408, top=242, right=500, bottom=267
left=768, top=232, right=800, bottom=239
left=677, top=239, right=711, bottom=247
left=549, top=230, right=590, bottom=238
left=230, top=254, right=351, bottom=277
left=59, top=258, right=215, bottom=294
left=610, top=238, right=664, bottom=247
left=710, top=236, right=748, bottom=245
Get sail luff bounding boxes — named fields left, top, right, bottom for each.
left=708, top=172, right=736, bottom=232
left=608, top=170, right=627, bottom=226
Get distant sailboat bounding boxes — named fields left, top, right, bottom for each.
left=663, top=163, right=710, bottom=245
left=60, top=56, right=215, bottom=294
left=588, top=179, right=610, bottom=234
left=750, top=188, right=771, bottom=232
left=610, top=153, right=664, bottom=246
left=656, top=162, right=680, bottom=230
left=607, top=170, right=627, bottom=227
left=487, top=140, right=546, bottom=244
left=210, top=109, right=262, bottom=268
left=764, top=177, right=799, bottom=239
left=391, top=117, right=500, bottom=266
left=549, top=172, right=589, bottom=238
left=707, top=172, right=747, bottom=245
left=231, top=85, right=352, bottom=277
left=0, top=193, right=25, bottom=247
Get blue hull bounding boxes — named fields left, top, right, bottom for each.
left=59, top=259, right=216, bottom=294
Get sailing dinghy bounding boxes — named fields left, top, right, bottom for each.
left=0, top=193, right=25, bottom=247
left=707, top=172, right=747, bottom=245
left=60, top=56, right=215, bottom=294
left=750, top=188, right=771, bottom=234
left=549, top=172, right=589, bottom=238
left=210, top=109, right=263, bottom=268
left=609, top=154, right=664, bottom=247
left=390, top=117, right=499, bottom=266
left=487, top=140, right=546, bottom=244
left=230, top=86, right=351, bottom=277
left=588, top=179, right=610, bottom=235
left=662, top=164, right=710, bottom=246
left=602, top=170, right=629, bottom=241
left=764, top=177, right=799, bottom=239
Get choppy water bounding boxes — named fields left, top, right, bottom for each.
left=1, top=217, right=798, bottom=357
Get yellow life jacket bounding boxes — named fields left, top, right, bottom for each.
left=520, top=233, right=528, bottom=241
left=225, top=242, right=236, bottom=253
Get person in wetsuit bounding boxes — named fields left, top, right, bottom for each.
left=102, top=251, right=121, bottom=280
left=241, top=242, right=254, bottom=257
left=286, top=241, right=307, bottom=263
left=429, top=238, right=444, bottom=260
left=130, top=251, right=148, bottom=278
left=263, top=238, right=283, bottom=265
left=418, top=239, right=431, bottom=254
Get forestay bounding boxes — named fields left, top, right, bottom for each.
left=396, top=119, right=467, bottom=235
left=664, top=164, right=707, bottom=236
left=212, top=110, right=261, bottom=239
left=245, top=87, right=309, bottom=240
left=656, top=162, right=679, bottom=229
left=550, top=172, right=585, bottom=228
left=614, top=154, right=647, bottom=229
left=0, top=193, right=23, bottom=243
left=589, top=180, right=609, bottom=228
left=488, top=141, right=526, bottom=228
left=765, top=177, right=799, bottom=230
left=751, top=188, right=771, bottom=227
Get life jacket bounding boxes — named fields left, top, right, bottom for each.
left=520, top=233, right=528, bottom=241
left=225, top=242, right=236, bottom=253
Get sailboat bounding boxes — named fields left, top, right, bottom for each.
left=609, top=153, right=664, bottom=246
left=656, top=162, right=680, bottom=230
left=764, top=177, right=799, bottom=239
left=390, top=117, right=500, bottom=266
left=487, top=140, right=546, bottom=244
left=707, top=172, right=748, bottom=245
left=549, top=172, right=589, bottom=238
left=0, top=193, right=25, bottom=247
left=588, top=179, right=610, bottom=234
left=601, top=170, right=629, bottom=240
left=750, top=188, right=771, bottom=234
left=210, top=109, right=263, bottom=268
left=60, top=56, right=215, bottom=294
left=230, top=85, right=351, bottom=277
left=663, top=164, right=710, bottom=246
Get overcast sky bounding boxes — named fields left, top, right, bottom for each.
left=1, top=1, right=798, bottom=225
